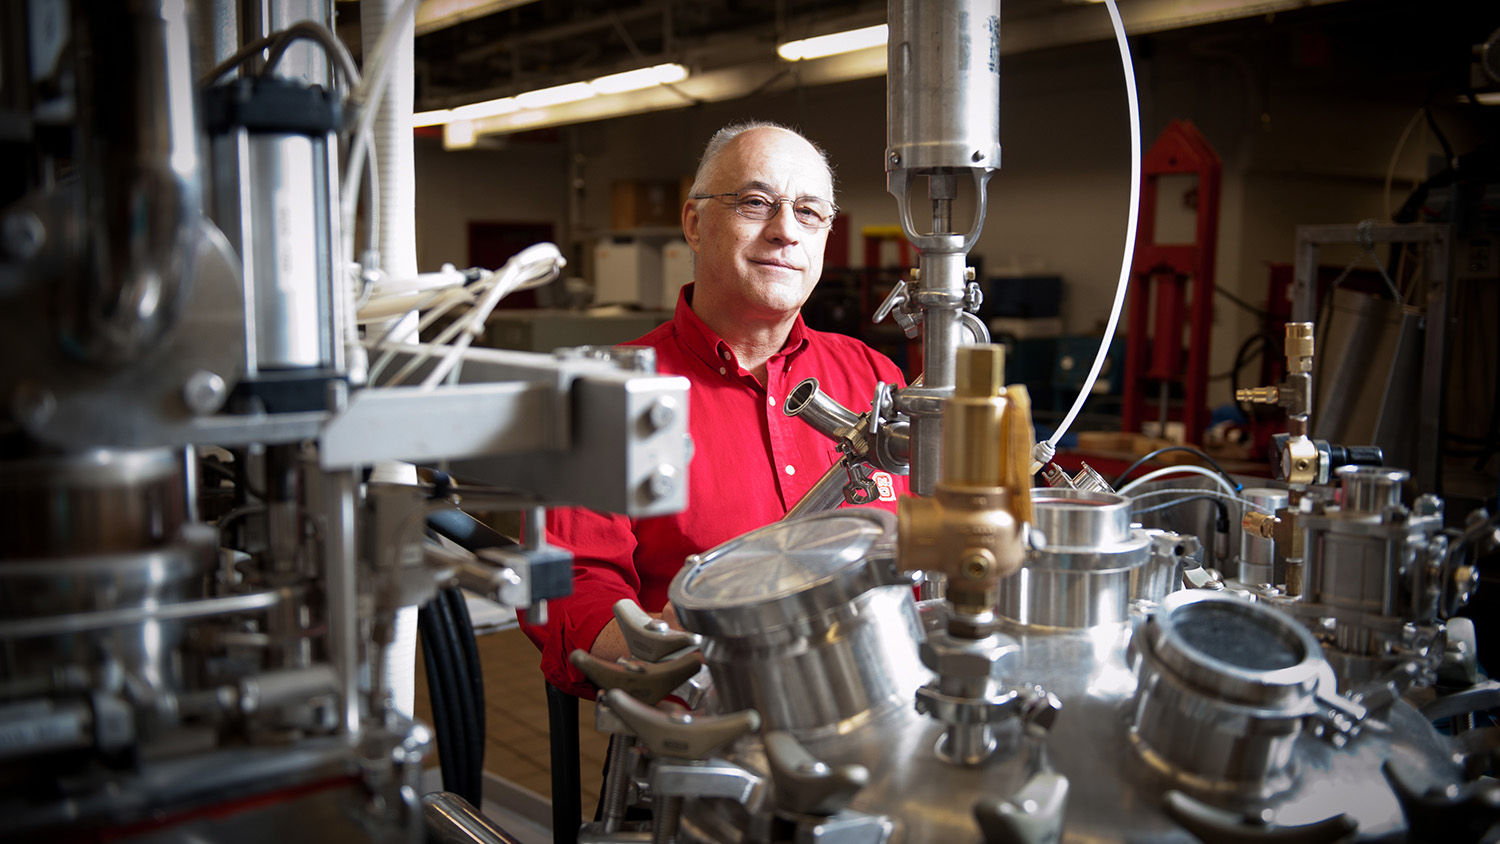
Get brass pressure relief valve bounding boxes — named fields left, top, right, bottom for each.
left=898, top=345, right=1034, bottom=620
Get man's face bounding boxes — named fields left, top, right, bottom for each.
left=683, top=128, right=834, bottom=321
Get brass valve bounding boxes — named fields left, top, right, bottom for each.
left=898, top=345, right=1033, bottom=618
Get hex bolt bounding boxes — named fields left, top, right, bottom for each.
left=183, top=370, right=227, bottom=416
left=646, top=465, right=676, bottom=500
left=11, top=380, right=56, bottom=429
left=646, top=397, right=676, bottom=432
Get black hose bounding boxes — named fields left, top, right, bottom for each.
left=431, top=590, right=480, bottom=806
left=444, top=587, right=487, bottom=802
left=418, top=599, right=464, bottom=801
left=1112, top=446, right=1242, bottom=492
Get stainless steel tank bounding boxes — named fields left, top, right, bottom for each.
left=668, top=500, right=1468, bottom=843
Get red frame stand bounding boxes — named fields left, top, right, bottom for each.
left=1121, top=120, right=1222, bottom=445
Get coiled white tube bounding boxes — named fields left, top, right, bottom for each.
left=1033, top=0, right=1141, bottom=469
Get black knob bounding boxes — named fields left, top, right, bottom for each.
left=1326, top=444, right=1384, bottom=468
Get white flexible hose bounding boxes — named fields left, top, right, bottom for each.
left=1033, top=0, right=1141, bottom=468
left=420, top=243, right=565, bottom=389
left=1118, top=465, right=1240, bottom=501
left=1129, top=486, right=1273, bottom=516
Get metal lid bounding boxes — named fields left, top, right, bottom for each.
left=670, top=509, right=897, bottom=639
left=1147, top=592, right=1324, bottom=710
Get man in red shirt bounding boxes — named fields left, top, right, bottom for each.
left=522, top=121, right=910, bottom=697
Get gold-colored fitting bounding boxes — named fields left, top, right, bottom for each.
left=1235, top=386, right=1280, bottom=404
left=1282, top=435, right=1319, bottom=485
left=1242, top=511, right=1280, bottom=539
left=1285, top=322, right=1314, bottom=374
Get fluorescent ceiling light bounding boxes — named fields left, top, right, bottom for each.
left=516, top=81, right=595, bottom=109
left=444, top=120, right=477, bottom=150
left=1473, top=91, right=1500, bottom=105
left=777, top=24, right=888, bottom=61
left=450, top=97, right=518, bottom=120
left=590, top=63, right=689, bottom=95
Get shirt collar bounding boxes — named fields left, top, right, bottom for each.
left=672, top=283, right=811, bottom=371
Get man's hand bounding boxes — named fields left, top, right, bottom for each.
left=590, top=605, right=689, bottom=664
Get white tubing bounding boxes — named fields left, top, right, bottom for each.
left=1118, top=465, right=1240, bottom=501
left=1129, top=487, right=1273, bottom=515
left=360, top=0, right=421, bottom=722
left=1034, top=0, right=1141, bottom=468
left=361, top=0, right=420, bottom=348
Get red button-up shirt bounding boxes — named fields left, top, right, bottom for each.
left=521, top=284, right=909, bottom=697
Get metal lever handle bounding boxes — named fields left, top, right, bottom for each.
left=603, top=688, right=759, bottom=761
left=614, top=599, right=701, bottom=663
left=1383, top=759, right=1500, bottom=844
left=872, top=279, right=909, bottom=325
left=1162, top=789, right=1356, bottom=844
left=763, top=730, right=869, bottom=817
left=568, top=649, right=701, bottom=705
left=973, top=772, right=1070, bottom=844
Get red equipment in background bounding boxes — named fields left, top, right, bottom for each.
left=1121, top=120, right=1222, bottom=445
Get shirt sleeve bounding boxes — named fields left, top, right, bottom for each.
left=518, top=506, right=641, bottom=698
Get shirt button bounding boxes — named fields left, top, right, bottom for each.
left=719, top=367, right=727, bottom=375
left=768, top=396, right=777, bottom=407
left=785, top=465, right=796, bottom=476
left=721, top=349, right=732, bottom=361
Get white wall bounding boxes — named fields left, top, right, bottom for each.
left=412, top=2, right=1486, bottom=410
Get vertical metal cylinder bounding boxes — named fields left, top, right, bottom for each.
left=885, top=0, right=1002, bottom=495
left=886, top=0, right=1002, bottom=174
left=920, top=251, right=969, bottom=397
left=206, top=78, right=340, bottom=375
left=1237, top=488, right=1289, bottom=586
left=66, top=0, right=202, bottom=364
left=1339, top=466, right=1408, bottom=514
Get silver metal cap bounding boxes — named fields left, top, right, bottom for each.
left=669, top=509, right=897, bottom=639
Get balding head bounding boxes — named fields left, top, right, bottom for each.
left=688, top=121, right=835, bottom=202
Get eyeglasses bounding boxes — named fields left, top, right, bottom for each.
left=691, top=189, right=838, bottom=229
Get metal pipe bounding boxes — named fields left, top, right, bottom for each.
left=783, top=459, right=852, bottom=521
left=65, top=0, right=202, bottom=364
left=783, top=378, right=860, bottom=440
left=422, top=792, right=527, bottom=844
left=322, top=468, right=361, bottom=736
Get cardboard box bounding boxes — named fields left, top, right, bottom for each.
left=593, top=239, right=663, bottom=307
left=610, top=180, right=682, bottom=230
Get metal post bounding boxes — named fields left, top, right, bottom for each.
left=323, top=467, right=361, bottom=736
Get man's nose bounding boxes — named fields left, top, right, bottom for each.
left=763, top=202, right=801, bottom=244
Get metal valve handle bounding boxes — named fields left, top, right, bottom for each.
left=614, top=599, right=701, bottom=663
left=567, top=649, right=701, bottom=705
left=603, top=688, right=760, bottom=761
left=973, top=772, right=1070, bottom=844
left=763, top=730, right=870, bottom=817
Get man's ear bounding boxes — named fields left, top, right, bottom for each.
left=682, top=199, right=701, bottom=254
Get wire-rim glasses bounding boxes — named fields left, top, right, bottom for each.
left=692, top=189, right=838, bottom=229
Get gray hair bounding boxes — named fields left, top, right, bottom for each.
left=687, top=120, right=835, bottom=200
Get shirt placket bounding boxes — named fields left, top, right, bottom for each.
left=764, top=353, right=806, bottom=510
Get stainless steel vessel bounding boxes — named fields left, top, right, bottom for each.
left=660, top=497, right=1471, bottom=844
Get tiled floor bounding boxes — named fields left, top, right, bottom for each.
left=414, top=627, right=612, bottom=822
